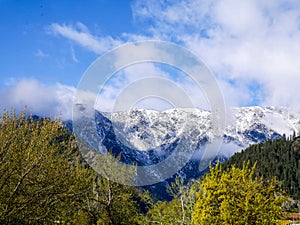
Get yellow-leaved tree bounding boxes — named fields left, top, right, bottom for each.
left=192, top=162, right=285, bottom=225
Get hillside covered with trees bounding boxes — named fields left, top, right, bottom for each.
left=223, top=134, right=300, bottom=200
left=0, top=110, right=297, bottom=224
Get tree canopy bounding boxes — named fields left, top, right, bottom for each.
left=192, top=163, right=285, bottom=225
left=224, top=135, right=300, bottom=199
left=0, top=110, right=143, bottom=224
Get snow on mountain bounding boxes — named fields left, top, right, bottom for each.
left=91, top=106, right=299, bottom=184
left=102, top=106, right=300, bottom=156
left=72, top=106, right=300, bottom=197
left=108, top=108, right=212, bottom=152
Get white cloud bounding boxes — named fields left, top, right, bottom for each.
left=94, top=62, right=211, bottom=112
left=219, top=142, right=243, bottom=158
left=70, top=46, right=79, bottom=63
left=47, top=1, right=300, bottom=112
left=49, top=23, right=122, bottom=54
left=35, top=49, right=49, bottom=58
left=132, top=0, right=300, bottom=111
left=0, top=79, right=75, bottom=120
left=95, top=63, right=173, bottom=111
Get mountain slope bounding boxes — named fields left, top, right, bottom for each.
left=98, top=106, right=300, bottom=159
left=223, top=135, right=300, bottom=200
left=91, top=107, right=299, bottom=195
left=71, top=106, right=300, bottom=199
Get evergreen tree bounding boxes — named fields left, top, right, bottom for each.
left=224, top=136, right=300, bottom=199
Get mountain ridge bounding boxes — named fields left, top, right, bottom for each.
left=100, top=106, right=300, bottom=155
left=67, top=105, right=300, bottom=199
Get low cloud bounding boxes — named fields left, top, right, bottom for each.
left=0, top=79, right=75, bottom=120
left=95, top=62, right=210, bottom=112
left=219, top=142, right=244, bottom=158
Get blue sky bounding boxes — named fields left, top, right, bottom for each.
left=1, top=0, right=300, bottom=119
left=0, top=0, right=134, bottom=86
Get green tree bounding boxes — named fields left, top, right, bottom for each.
left=145, top=177, right=200, bottom=225
left=0, top=110, right=146, bottom=224
left=0, top=110, right=94, bottom=224
left=77, top=142, right=145, bottom=225
left=192, top=163, right=285, bottom=225
left=224, top=136, right=300, bottom=199
left=90, top=170, right=144, bottom=225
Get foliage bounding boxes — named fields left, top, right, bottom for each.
left=192, top=163, right=285, bottom=225
left=144, top=177, right=200, bottom=224
left=88, top=155, right=143, bottom=225
left=0, top=110, right=144, bottom=224
left=0, top=110, right=93, bottom=224
left=224, top=135, right=300, bottom=199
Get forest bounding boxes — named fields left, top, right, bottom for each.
left=224, top=134, right=300, bottom=200
left=0, top=110, right=298, bottom=224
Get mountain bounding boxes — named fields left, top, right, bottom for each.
left=73, top=106, right=300, bottom=199
left=96, top=106, right=300, bottom=158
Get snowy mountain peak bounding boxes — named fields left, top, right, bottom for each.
left=71, top=106, right=300, bottom=191
left=102, top=106, right=299, bottom=155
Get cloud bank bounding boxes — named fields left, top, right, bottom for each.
left=48, top=0, right=300, bottom=114
left=132, top=0, right=300, bottom=110
left=0, top=79, right=75, bottom=120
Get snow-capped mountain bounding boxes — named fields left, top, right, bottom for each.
left=73, top=106, right=300, bottom=198
left=97, top=106, right=300, bottom=159
left=225, top=106, right=299, bottom=146
left=93, top=106, right=298, bottom=172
